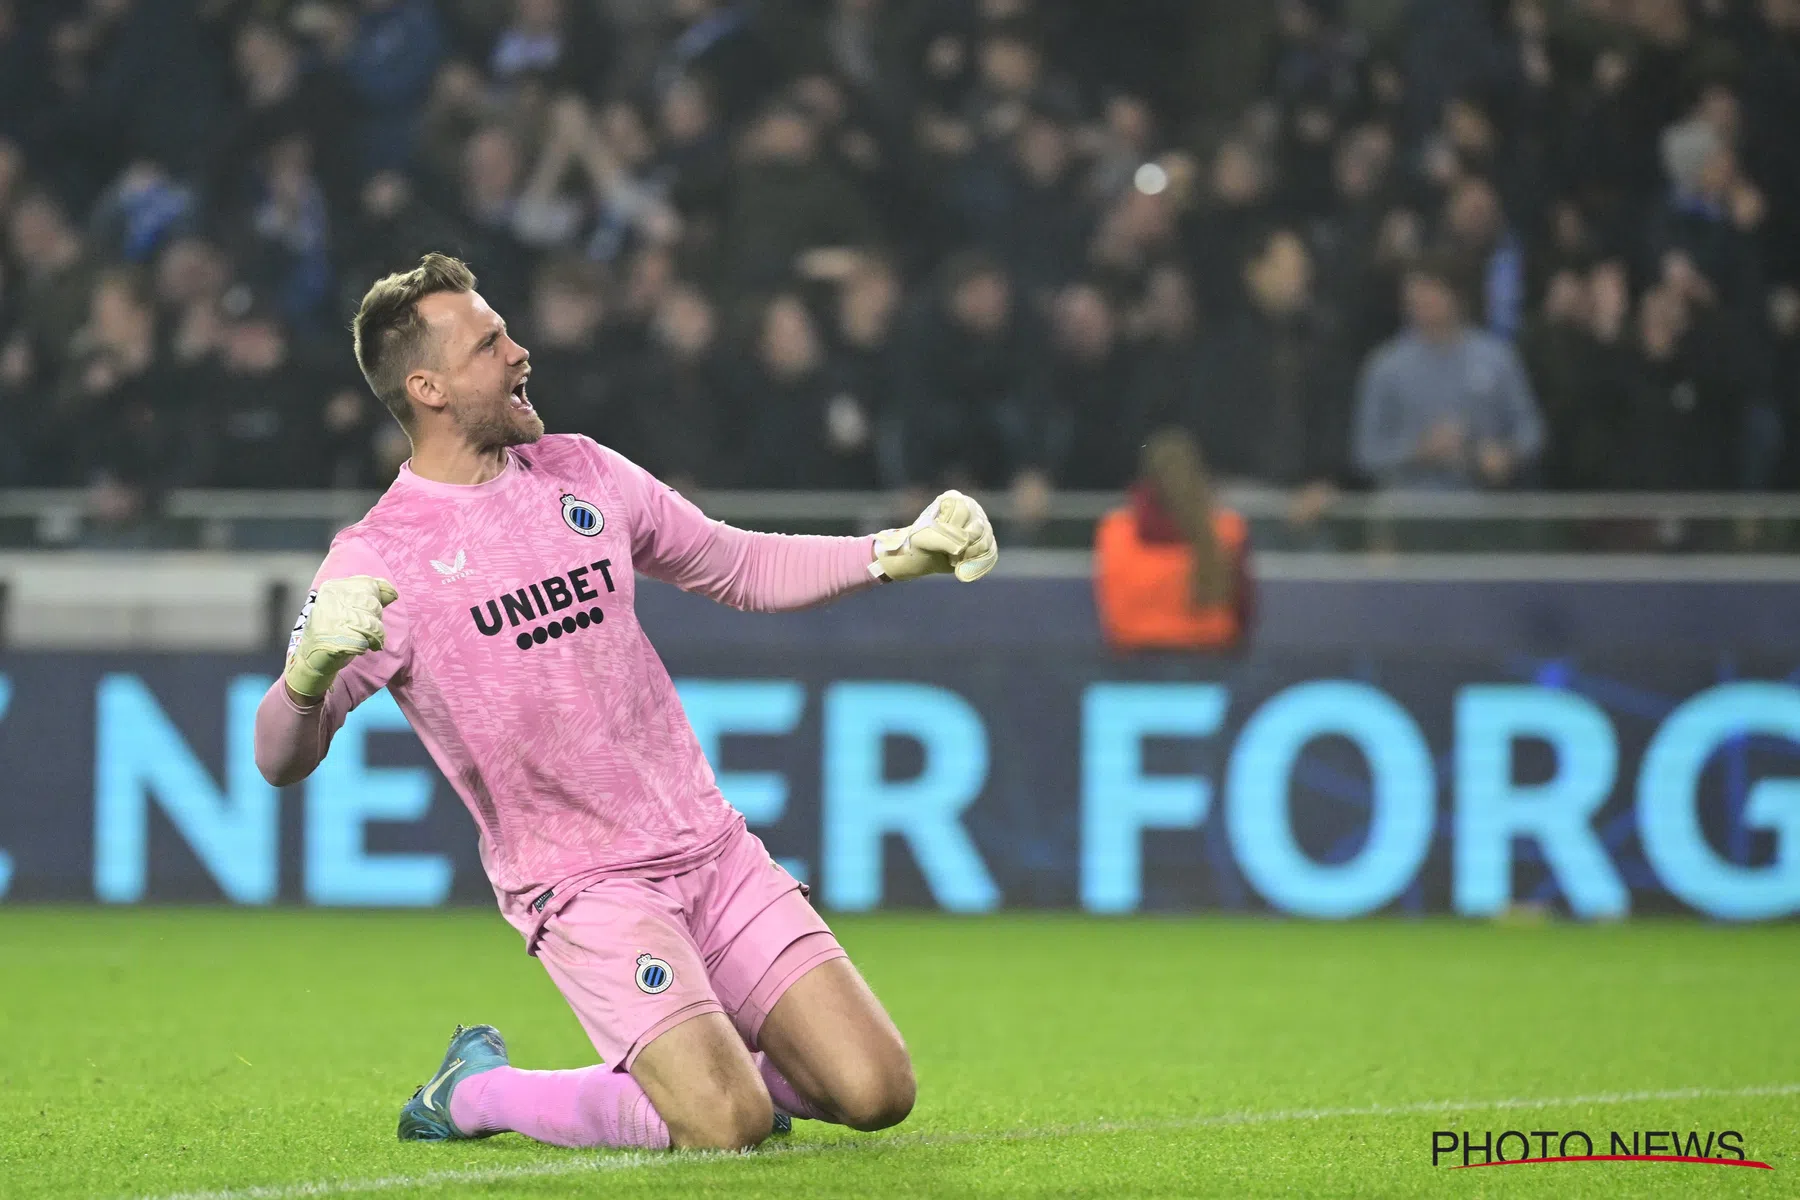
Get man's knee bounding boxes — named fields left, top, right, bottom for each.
left=832, top=1050, right=916, bottom=1132
left=665, top=1081, right=775, bottom=1151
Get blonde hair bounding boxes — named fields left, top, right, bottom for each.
left=351, top=253, right=477, bottom=427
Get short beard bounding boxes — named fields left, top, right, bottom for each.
left=452, top=396, right=545, bottom=450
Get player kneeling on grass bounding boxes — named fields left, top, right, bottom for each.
left=254, top=254, right=997, bottom=1152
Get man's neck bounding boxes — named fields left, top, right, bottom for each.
left=407, top=435, right=513, bottom=486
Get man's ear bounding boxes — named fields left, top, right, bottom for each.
left=406, top=369, right=448, bottom=416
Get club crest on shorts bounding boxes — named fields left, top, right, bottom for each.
left=561, top=494, right=604, bottom=537
left=634, top=953, right=673, bottom=994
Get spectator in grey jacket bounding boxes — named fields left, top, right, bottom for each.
left=1353, top=253, right=1543, bottom=489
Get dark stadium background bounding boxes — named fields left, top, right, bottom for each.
left=0, top=0, right=1798, bottom=923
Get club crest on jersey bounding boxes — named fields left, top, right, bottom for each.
left=635, top=953, right=673, bottom=994
left=561, top=494, right=603, bottom=537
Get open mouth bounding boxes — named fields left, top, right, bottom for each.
left=509, top=375, right=532, bottom=412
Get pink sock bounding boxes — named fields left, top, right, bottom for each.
left=757, top=1053, right=837, bottom=1123
left=448, top=1065, right=671, bottom=1149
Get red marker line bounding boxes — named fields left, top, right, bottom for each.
left=1452, top=1155, right=1772, bottom=1170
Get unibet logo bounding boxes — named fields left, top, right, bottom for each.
left=468, top=559, right=617, bottom=650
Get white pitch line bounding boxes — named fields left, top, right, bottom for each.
left=136, top=1082, right=1800, bottom=1200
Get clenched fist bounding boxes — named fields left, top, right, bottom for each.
left=285, top=575, right=399, bottom=701
left=872, top=490, right=999, bottom=583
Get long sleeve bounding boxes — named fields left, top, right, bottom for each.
left=1352, top=345, right=1416, bottom=479
left=254, top=679, right=357, bottom=788
left=605, top=442, right=877, bottom=612
left=253, top=538, right=410, bottom=786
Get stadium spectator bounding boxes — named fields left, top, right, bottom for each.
left=1093, top=428, right=1251, bottom=653
left=1353, top=252, right=1543, bottom=489
left=1625, top=280, right=1749, bottom=490
left=994, top=112, right=1089, bottom=303
left=737, top=292, right=877, bottom=488
left=1192, top=228, right=1354, bottom=489
left=6, top=191, right=97, bottom=390
left=199, top=306, right=329, bottom=490
left=153, top=236, right=233, bottom=367
left=827, top=257, right=903, bottom=484
left=651, top=75, right=731, bottom=229
left=1310, top=121, right=1408, bottom=364
left=628, top=282, right=728, bottom=491
left=216, top=19, right=360, bottom=219
left=889, top=251, right=1049, bottom=499
left=522, top=256, right=623, bottom=447
left=54, top=268, right=198, bottom=499
left=342, top=0, right=448, bottom=172
left=1122, top=262, right=1205, bottom=441
left=725, top=101, right=879, bottom=293
left=339, top=171, right=464, bottom=313
left=1439, top=175, right=1526, bottom=340
left=488, top=0, right=611, bottom=96
left=1650, top=108, right=1766, bottom=319
left=232, top=138, right=335, bottom=329
left=1186, top=137, right=1276, bottom=321
left=0, top=0, right=1797, bottom=504
left=1522, top=258, right=1639, bottom=490
left=88, top=160, right=199, bottom=267
left=1046, top=283, right=1135, bottom=489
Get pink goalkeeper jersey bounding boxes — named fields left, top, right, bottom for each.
left=254, top=434, right=875, bottom=942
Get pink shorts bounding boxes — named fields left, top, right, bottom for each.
left=533, top=826, right=845, bottom=1070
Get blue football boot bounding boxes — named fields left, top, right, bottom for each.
left=397, top=1024, right=510, bottom=1141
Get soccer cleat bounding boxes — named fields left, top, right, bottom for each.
left=397, top=1023, right=510, bottom=1141
left=772, top=1111, right=793, bottom=1136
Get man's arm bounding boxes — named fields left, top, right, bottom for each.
left=605, top=444, right=993, bottom=612
left=254, top=541, right=408, bottom=786
left=1352, top=348, right=1415, bottom=479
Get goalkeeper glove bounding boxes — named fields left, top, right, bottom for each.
left=285, top=575, right=399, bottom=700
left=871, top=490, right=999, bottom=583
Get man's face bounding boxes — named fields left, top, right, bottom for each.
left=8, top=199, right=62, bottom=269
left=760, top=296, right=820, bottom=376
left=532, top=284, right=602, bottom=348
left=951, top=272, right=1010, bottom=334
left=224, top=318, right=288, bottom=373
left=1447, top=180, right=1501, bottom=242
left=1016, top=118, right=1068, bottom=186
left=415, top=289, right=542, bottom=448
left=758, top=111, right=815, bottom=164
left=1249, top=233, right=1312, bottom=316
left=1404, top=274, right=1460, bottom=331
left=463, top=129, right=521, bottom=208
left=1054, top=286, right=1113, bottom=360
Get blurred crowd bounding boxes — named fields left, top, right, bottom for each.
left=4, top=0, right=1800, bottom=522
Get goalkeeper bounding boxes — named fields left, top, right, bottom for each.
left=255, top=254, right=995, bottom=1153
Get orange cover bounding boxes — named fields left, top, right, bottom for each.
left=1093, top=507, right=1248, bottom=651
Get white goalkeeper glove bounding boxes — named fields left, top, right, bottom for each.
left=871, top=490, right=999, bottom=583
left=285, top=575, right=399, bottom=700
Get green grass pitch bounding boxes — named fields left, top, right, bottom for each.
left=2, top=911, right=1797, bottom=1198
